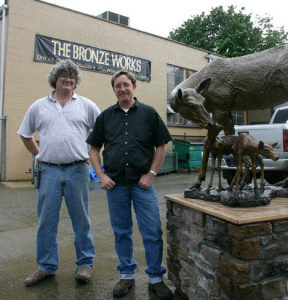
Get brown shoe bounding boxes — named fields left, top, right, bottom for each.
left=149, top=281, right=173, bottom=300
left=24, top=270, right=54, bottom=287
left=75, top=266, right=91, bottom=283
left=113, top=279, right=135, bottom=297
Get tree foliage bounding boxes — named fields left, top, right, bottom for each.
left=169, top=6, right=288, bottom=57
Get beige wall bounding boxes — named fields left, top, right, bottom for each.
left=2, top=0, right=212, bottom=180
left=247, top=109, right=272, bottom=124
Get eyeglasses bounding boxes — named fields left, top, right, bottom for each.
left=114, top=82, right=132, bottom=89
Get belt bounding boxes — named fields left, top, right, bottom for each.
left=41, top=160, right=87, bottom=167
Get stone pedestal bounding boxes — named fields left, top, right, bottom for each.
left=165, top=194, right=288, bottom=300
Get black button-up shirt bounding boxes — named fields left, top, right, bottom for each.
left=86, top=99, right=171, bottom=184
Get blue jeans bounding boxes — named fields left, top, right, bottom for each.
left=107, top=183, right=166, bottom=283
left=36, top=162, right=95, bottom=274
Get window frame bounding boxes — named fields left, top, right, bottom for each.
left=167, top=64, right=200, bottom=128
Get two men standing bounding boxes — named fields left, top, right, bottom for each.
left=19, top=61, right=172, bottom=299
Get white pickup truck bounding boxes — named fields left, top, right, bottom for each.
left=221, top=106, right=288, bottom=184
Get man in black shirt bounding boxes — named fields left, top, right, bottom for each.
left=86, top=69, right=172, bottom=299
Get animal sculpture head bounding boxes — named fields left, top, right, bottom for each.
left=258, top=141, right=279, bottom=161
left=170, top=79, right=213, bottom=129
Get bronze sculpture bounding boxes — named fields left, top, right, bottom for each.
left=170, top=45, right=288, bottom=205
left=170, top=45, right=288, bottom=135
left=230, top=133, right=278, bottom=191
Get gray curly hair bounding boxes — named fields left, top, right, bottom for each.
left=48, top=59, right=82, bottom=89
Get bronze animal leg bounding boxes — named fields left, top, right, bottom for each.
left=213, top=111, right=235, bottom=135
left=250, top=155, right=259, bottom=190
left=194, top=140, right=209, bottom=188
left=207, top=154, right=216, bottom=191
left=235, top=153, right=243, bottom=191
left=217, top=153, right=224, bottom=191
left=240, top=156, right=250, bottom=190
left=256, top=154, right=265, bottom=192
left=229, top=154, right=237, bottom=190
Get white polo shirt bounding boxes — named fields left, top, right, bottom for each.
left=18, top=92, right=101, bottom=164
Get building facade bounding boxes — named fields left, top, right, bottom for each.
left=0, top=0, right=265, bottom=181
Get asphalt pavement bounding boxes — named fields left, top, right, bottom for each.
left=0, top=171, right=201, bottom=300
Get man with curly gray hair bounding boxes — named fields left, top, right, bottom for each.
left=18, top=59, right=100, bottom=286
left=48, top=59, right=82, bottom=89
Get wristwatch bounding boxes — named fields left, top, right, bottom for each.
left=150, top=170, right=157, bottom=177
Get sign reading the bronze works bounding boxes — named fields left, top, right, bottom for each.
left=34, top=34, right=151, bottom=82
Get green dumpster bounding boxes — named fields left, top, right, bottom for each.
left=158, top=152, right=178, bottom=174
left=172, top=140, right=203, bottom=169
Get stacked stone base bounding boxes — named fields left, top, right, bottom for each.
left=166, top=197, right=288, bottom=300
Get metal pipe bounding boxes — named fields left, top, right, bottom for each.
left=3, top=115, right=7, bottom=181
left=0, top=4, right=8, bottom=181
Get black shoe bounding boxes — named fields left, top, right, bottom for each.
left=113, top=279, right=135, bottom=297
left=149, top=281, right=173, bottom=300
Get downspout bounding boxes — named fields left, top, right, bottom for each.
left=0, top=3, right=8, bottom=181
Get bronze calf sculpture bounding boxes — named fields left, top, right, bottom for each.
left=207, top=132, right=278, bottom=192
left=197, top=118, right=278, bottom=191
left=205, top=125, right=250, bottom=191
left=231, top=133, right=278, bottom=191
left=207, top=134, right=240, bottom=191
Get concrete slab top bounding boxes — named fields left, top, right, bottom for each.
left=165, top=193, right=288, bottom=224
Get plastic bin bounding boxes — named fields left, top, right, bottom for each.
left=172, top=140, right=203, bottom=169
left=90, top=164, right=104, bottom=183
left=158, top=152, right=178, bottom=174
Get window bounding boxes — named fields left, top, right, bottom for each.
left=232, top=111, right=244, bottom=125
left=167, top=65, right=199, bottom=127
left=272, top=109, right=288, bottom=124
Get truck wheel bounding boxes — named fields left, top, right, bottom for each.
left=264, top=172, right=288, bottom=184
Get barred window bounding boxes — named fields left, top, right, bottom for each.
left=167, top=64, right=199, bottom=127
left=232, top=111, right=244, bottom=125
